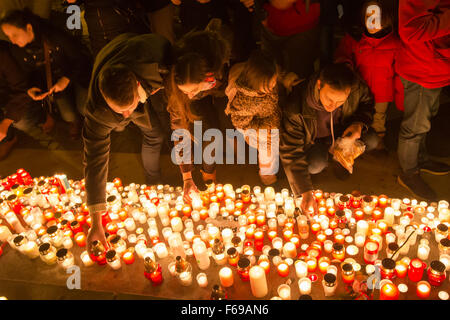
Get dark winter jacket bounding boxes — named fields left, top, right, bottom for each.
left=279, top=72, right=374, bottom=196
left=83, top=33, right=172, bottom=214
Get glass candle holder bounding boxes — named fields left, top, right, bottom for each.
left=332, top=243, right=345, bottom=262
left=219, top=267, right=234, bottom=288
left=417, top=243, right=431, bottom=261
left=318, top=257, right=330, bottom=274
left=277, top=284, right=291, bottom=300
left=322, top=273, right=337, bottom=297
left=341, top=263, right=355, bottom=284
left=238, top=257, right=251, bottom=281
left=380, top=258, right=396, bottom=280
left=298, top=277, right=312, bottom=295
left=427, top=260, right=447, bottom=287
left=408, top=258, right=426, bottom=282
left=364, top=240, right=379, bottom=265
left=416, top=281, right=431, bottom=299
left=277, top=262, right=290, bottom=277
left=306, top=256, right=317, bottom=272
left=106, top=250, right=122, bottom=270
left=56, top=248, right=75, bottom=270
left=80, top=250, right=95, bottom=267
left=196, top=272, right=208, bottom=288
left=39, top=243, right=57, bottom=265
left=324, top=240, right=334, bottom=253
left=144, top=257, right=163, bottom=286
left=380, top=282, right=399, bottom=300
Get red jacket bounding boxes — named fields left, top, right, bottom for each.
left=264, top=1, right=320, bottom=37
left=334, top=32, right=401, bottom=103
left=396, top=0, right=450, bottom=89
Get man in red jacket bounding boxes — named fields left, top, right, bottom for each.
left=396, top=0, right=450, bottom=201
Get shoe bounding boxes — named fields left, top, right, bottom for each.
left=397, top=172, right=437, bottom=201
left=419, top=160, right=450, bottom=176
left=259, top=174, right=277, bottom=186
left=201, top=170, right=216, bottom=184
left=332, top=160, right=350, bottom=181
left=0, top=135, right=18, bottom=160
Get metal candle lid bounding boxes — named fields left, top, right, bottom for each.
left=107, top=195, right=116, bottom=203
left=440, top=238, right=450, bottom=247
left=23, top=187, right=33, bottom=195
left=237, top=257, right=250, bottom=269
left=109, top=234, right=121, bottom=245
left=47, top=225, right=58, bottom=235
left=339, top=196, right=349, bottom=203
left=227, top=247, right=237, bottom=256
left=430, top=260, right=446, bottom=273
left=105, top=250, right=117, bottom=262
left=231, top=236, right=241, bottom=246
left=299, top=294, right=313, bottom=300
left=342, top=263, right=353, bottom=273
left=39, top=243, right=51, bottom=255
left=333, top=243, right=344, bottom=251
left=388, top=242, right=399, bottom=252
left=268, top=248, right=280, bottom=257
left=437, top=224, right=448, bottom=233
left=382, top=258, right=396, bottom=270
left=56, top=248, right=68, bottom=260
left=13, top=235, right=26, bottom=246
left=324, top=273, right=337, bottom=285
left=7, top=194, right=17, bottom=201
left=336, top=210, right=345, bottom=218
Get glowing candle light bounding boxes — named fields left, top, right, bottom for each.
left=277, top=284, right=291, bottom=300
left=298, top=277, right=312, bottom=295
left=380, top=282, right=399, bottom=300
left=219, top=267, right=234, bottom=287
left=122, top=249, right=135, bottom=264
left=416, top=281, right=431, bottom=299
left=306, top=257, right=317, bottom=272
left=277, top=262, right=289, bottom=277
left=318, top=256, right=330, bottom=274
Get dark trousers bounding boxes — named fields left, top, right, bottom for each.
left=136, top=107, right=166, bottom=184
left=0, top=103, right=42, bottom=143
left=306, top=127, right=379, bottom=174
left=398, top=77, right=442, bottom=174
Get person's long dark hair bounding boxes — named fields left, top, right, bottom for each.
left=166, top=19, right=231, bottom=130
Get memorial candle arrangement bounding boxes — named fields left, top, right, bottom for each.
left=0, top=169, right=449, bottom=300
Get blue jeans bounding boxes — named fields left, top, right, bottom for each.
left=54, top=83, right=87, bottom=123
left=398, top=77, right=442, bottom=174
left=306, top=127, right=380, bottom=174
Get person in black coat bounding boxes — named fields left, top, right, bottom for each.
left=0, top=41, right=41, bottom=159
left=0, top=9, right=93, bottom=139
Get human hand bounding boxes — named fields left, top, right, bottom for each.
left=171, top=0, right=181, bottom=5
left=342, top=123, right=363, bottom=141
left=0, top=119, right=13, bottom=141
left=301, top=190, right=317, bottom=219
left=183, top=178, right=199, bottom=204
left=87, top=216, right=108, bottom=256
left=49, top=76, right=70, bottom=94
left=27, top=87, right=49, bottom=101
left=240, top=0, right=254, bottom=11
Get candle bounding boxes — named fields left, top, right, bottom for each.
left=171, top=217, right=183, bottom=233
left=378, top=195, right=388, bottom=208
left=380, top=282, right=399, bottom=300
left=324, top=240, right=334, bottom=253
left=364, top=240, right=379, bottom=264
left=122, top=249, right=135, bottom=264
left=408, top=258, right=426, bottom=282
left=283, top=229, right=293, bottom=241
left=417, top=244, right=430, bottom=261
left=377, top=220, right=388, bottom=234
left=254, top=229, right=264, bottom=241
left=318, top=257, right=330, bottom=273
left=306, top=257, right=317, bottom=272
left=74, top=232, right=86, bottom=247
left=283, top=242, right=297, bottom=259
left=295, top=260, right=308, bottom=278
left=81, top=251, right=95, bottom=267
left=196, top=273, right=208, bottom=288
left=354, top=210, right=364, bottom=220
left=124, top=218, right=136, bottom=232
left=384, top=207, right=395, bottom=226
left=416, top=281, right=431, bottom=299
left=311, top=223, right=321, bottom=234
left=346, top=245, right=359, bottom=257
left=249, top=266, right=268, bottom=298
left=267, top=230, right=278, bottom=241
left=277, top=284, right=291, bottom=300
left=357, top=220, right=369, bottom=236
left=219, top=267, right=234, bottom=287
left=258, top=260, right=270, bottom=274
left=298, top=277, right=312, bottom=295
left=277, top=262, right=290, bottom=277
left=154, top=242, right=169, bottom=259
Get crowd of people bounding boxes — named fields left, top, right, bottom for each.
left=0, top=1, right=448, bottom=252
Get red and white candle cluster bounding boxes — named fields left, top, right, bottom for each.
left=0, top=169, right=449, bottom=299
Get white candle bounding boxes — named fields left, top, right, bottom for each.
left=357, top=220, right=369, bottom=236
left=81, top=251, right=94, bottom=267
left=179, top=271, right=192, bottom=286
left=283, top=242, right=297, bottom=259
left=264, top=187, right=275, bottom=201
left=439, top=254, right=450, bottom=271
left=249, top=266, right=268, bottom=298
left=196, top=273, right=208, bottom=287
left=222, top=228, right=233, bottom=244
left=124, top=218, right=136, bottom=232
left=277, top=284, right=291, bottom=300
left=22, top=241, right=40, bottom=259
left=384, top=207, right=395, bottom=226
left=386, top=233, right=396, bottom=244
left=272, top=237, right=283, bottom=250
left=298, top=277, right=312, bottom=295
left=208, top=226, right=220, bottom=240
left=324, top=240, right=334, bottom=253
left=183, top=229, right=195, bottom=242
left=171, top=217, right=183, bottom=233
left=154, top=242, right=169, bottom=259
left=219, top=267, right=234, bottom=287
left=295, top=260, right=308, bottom=278
left=0, top=225, right=13, bottom=242
left=346, top=245, right=359, bottom=256
left=193, top=241, right=210, bottom=270
left=417, top=244, right=430, bottom=261
left=355, top=233, right=366, bottom=247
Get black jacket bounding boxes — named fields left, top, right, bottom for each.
left=0, top=41, right=36, bottom=122
left=83, top=33, right=172, bottom=213
left=279, top=72, right=374, bottom=197
left=10, top=20, right=93, bottom=90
